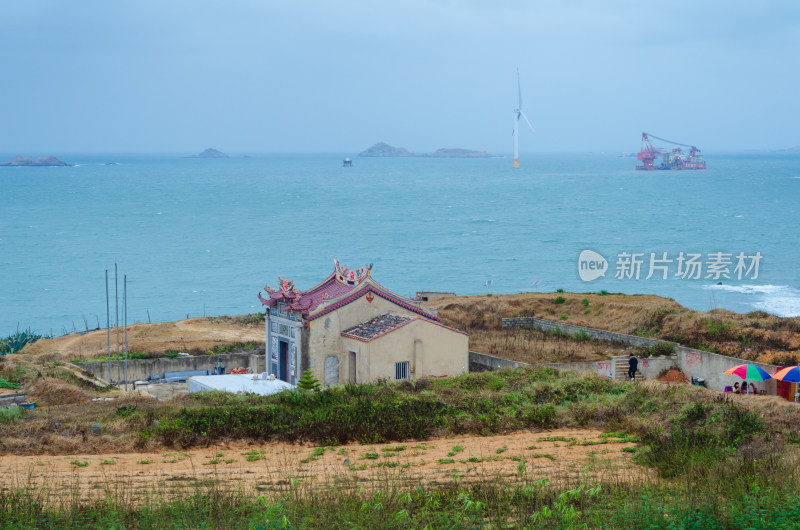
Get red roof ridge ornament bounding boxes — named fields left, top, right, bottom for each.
left=258, top=261, right=437, bottom=324
left=333, top=259, right=372, bottom=284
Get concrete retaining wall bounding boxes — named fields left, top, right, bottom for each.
left=0, top=394, right=27, bottom=408
left=502, top=317, right=669, bottom=349
left=74, top=353, right=265, bottom=384
left=468, top=351, right=677, bottom=381
left=469, top=351, right=530, bottom=372
left=675, top=346, right=778, bottom=394
left=501, top=316, right=783, bottom=394
left=636, top=356, right=678, bottom=380
left=538, top=361, right=605, bottom=375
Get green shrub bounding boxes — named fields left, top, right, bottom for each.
left=635, top=400, right=763, bottom=479
left=554, top=296, right=565, bottom=305
left=297, top=370, right=321, bottom=391
left=572, top=329, right=590, bottom=341
left=0, top=407, right=23, bottom=424
left=643, top=342, right=675, bottom=356
left=706, top=319, right=734, bottom=341
left=0, top=378, right=19, bottom=389
left=0, top=330, right=42, bottom=356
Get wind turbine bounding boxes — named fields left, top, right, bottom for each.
left=512, top=70, right=535, bottom=169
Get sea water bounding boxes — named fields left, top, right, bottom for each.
left=1, top=153, right=799, bottom=336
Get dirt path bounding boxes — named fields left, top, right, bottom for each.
left=0, top=429, right=638, bottom=502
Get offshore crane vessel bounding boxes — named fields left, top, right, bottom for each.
left=636, top=132, right=706, bottom=170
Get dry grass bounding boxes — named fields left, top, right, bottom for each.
left=430, top=292, right=800, bottom=363
left=0, top=393, right=161, bottom=455
left=467, top=328, right=626, bottom=364
left=29, top=377, right=93, bottom=406
left=19, top=317, right=265, bottom=363
left=0, top=428, right=639, bottom=504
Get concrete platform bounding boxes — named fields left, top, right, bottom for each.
left=187, top=374, right=295, bottom=395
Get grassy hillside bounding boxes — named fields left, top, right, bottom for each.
left=1, top=367, right=800, bottom=527
left=431, top=291, right=800, bottom=365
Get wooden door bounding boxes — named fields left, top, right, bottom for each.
left=279, top=341, right=289, bottom=382
left=349, top=350, right=356, bottom=383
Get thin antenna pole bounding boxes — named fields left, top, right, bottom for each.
left=124, top=274, right=128, bottom=392
left=115, top=263, right=120, bottom=387
left=106, top=269, right=111, bottom=385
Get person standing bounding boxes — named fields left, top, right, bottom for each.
left=628, top=353, right=639, bottom=381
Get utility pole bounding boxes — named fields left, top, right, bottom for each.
left=106, top=269, right=111, bottom=385
left=124, top=274, right=128, bottom=392
left=115, top=263, right=120, bottom=387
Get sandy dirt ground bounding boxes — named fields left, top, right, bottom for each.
left=0, top=429, right=638, bottom=503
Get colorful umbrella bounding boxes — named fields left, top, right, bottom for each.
left=723, top=364, right=773, bottom=381
left=772, top=366, right=800, bottom=383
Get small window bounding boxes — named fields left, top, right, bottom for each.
left=395, top=361, right=410, bottom=380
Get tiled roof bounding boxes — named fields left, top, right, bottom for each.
left=341, top=313, right=415, bottom=341
left=299, top=273, right=360, bottom=314
left=258, top=267, right=440, bottom=323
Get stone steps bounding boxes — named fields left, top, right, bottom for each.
left=614, top=358, right=644, bottom=381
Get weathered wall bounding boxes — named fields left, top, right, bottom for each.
left=467, top=351, right=671, bottom=380
left=340, top=336, right=371, bottom=384
left=502, top=316, right=783, bottom=394
left=502, top=317, right=668, bottom=348
left=74, top=353, right=265, bottom=384
left=675, top=346, right=778, bottom=394
left=0, top=394, right=27, bottom=408
left=468, top=351, right=529, bottom=372
left=367, top=319, right=469, bottom=381
left=308, top=294, right=426, bottom=384
left=633, top=356, right=678, bottom=380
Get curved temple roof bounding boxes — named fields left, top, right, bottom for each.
left=258, top=265, right=439, bottom=323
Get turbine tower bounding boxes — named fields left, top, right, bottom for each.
left=512, top=69, right=535, bottom=169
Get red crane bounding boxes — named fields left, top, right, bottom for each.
left=637, top=132, right=706, bottom=170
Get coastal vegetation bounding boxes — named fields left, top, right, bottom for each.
left=1, top=367, right=799, bottom=527
left=429, top=291, right=800, bottom=365
left=2, top=292, right=800, bottom=525
left=0, top=329, right=42, bottom=356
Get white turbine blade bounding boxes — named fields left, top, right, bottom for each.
left=520, top=110, right=535, bottom=133
left=517, top=69, right=522, bottom=110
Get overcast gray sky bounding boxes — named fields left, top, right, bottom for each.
left=1, top=1, right=798, bottom=154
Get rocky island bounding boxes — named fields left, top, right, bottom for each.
left=1, top=156, right=71, bottom=167
left=424, top=148, right=493, bottom=158
left=189, top=148, right=229, bottom=158
left=358, top=143, right=493, bottom=158
left=358, top=142, right=414, bottom=157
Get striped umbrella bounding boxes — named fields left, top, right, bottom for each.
left=772, top=366, right=800, bottom=383
left=723, top=364, right=773, bottom=381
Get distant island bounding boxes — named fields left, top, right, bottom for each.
left=1, top=156, right=71, bottom=167
left=358, top=142, right=414, bottom=157
left=358, top=143, right=493, bottom=158
left=423, top=148, right=492, bottom=158
left=188, top=148, right=228, bottom=158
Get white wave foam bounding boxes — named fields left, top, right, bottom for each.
left=703, top=284, right=800, bottom=317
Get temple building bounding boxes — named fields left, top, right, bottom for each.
left=258, top=261, right=468, bottom=386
